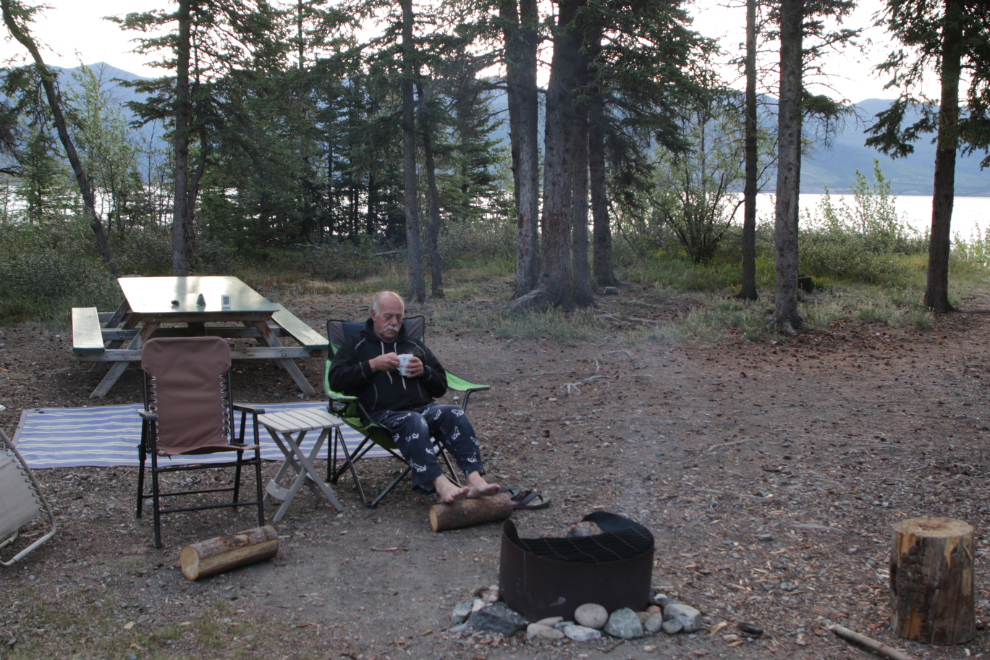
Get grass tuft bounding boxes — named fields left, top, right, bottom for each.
left=478, top=307, right=607, bottom=345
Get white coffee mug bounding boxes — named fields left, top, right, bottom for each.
left=397, top=353, right=414, bottom=377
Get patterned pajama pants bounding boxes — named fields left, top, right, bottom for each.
left=371, top=402, right=485, bottom=495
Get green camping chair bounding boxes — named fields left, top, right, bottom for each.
left=324, top=316, right=489, bottom=508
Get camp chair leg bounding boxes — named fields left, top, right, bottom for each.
left=431, top=436, right=461, bottom=487
left=329, top=428, right=407, bottom=509
left=233, top=450, right=243, bottom=503
left=254, top=446, right=265, bottom=528
left=438, top=448, right=460, bottom=487
left=233, top=405, right=266, bottom=527
left=0, top=530, right=16, bottom=551
left=328, top=433, right=372, bottom=485
left=150, top=448, right=163, bottom=549
left=369, top=466, right=412, bottom=508
left=136, top=424, right=147, bottom=519
left=333, top=429, right=370, bottom=507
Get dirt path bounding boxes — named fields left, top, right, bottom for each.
left=2, top=285, right=990, bottom=659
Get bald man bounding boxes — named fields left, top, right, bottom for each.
left=327, top=291, right=500, bottom=503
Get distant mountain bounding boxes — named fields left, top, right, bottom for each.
left=54, top=62, right=162, bottom=149
left=802, top=98, right=989, bottom=196
left=62, top=65, right=989, bottom=196
left=487, top=90, right=989, bottom=197
left=54, top=62, right=149, bottom=110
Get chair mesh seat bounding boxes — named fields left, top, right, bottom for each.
left=0, top=447, right=42, bottom=538
left=1, top=419, right=57, bottom=567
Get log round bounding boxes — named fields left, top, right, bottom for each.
left=180, top=525, right=279, bottom=581
left=429, top=493, right=513, bottom=532
left=890, top=517, right=974, bottom=644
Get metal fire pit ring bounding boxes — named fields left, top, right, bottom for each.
left=499, top=511, right=655, bottom=621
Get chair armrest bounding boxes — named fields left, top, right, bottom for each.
left=445, top=372, right=490, bottom=393
left=326, top=389, right=358, bottom=416
left=326, top=389, right=357, bottom=403
left=137, top=410, right=158, bottom=422
left=232, top=404, right=264, bottom=446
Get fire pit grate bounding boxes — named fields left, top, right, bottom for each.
left=508, top=516, right=654, bottom=564
left=499, top=512, right=655, bottom=620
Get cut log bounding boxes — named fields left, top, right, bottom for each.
left=890, top=517, right=974, bottom=644
left=180, top=525, right=279, bottom=581
left=429, top=493, right=513, bottom=532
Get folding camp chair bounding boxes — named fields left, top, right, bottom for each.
left=324, top=316, right=490, bottom=508
left=0, top=405, right=57, bottom=567
left=136, top=337, right=265, bottom=548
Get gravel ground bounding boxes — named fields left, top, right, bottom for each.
left=2, top=283, right=990, bottom=660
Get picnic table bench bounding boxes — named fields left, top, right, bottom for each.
left=71, top=277, right=329, bottom=398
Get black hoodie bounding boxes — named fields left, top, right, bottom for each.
left=326, top=318, right=448, bottom=415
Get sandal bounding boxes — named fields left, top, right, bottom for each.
left=511, top=489, right=551, bottom=510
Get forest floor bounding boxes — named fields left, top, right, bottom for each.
left=3, top=280, right=990, bottom=660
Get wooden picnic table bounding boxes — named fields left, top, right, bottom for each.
left=71, top=276, right=329, bottom=399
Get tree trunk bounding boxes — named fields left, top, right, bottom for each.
left=500, top=0, right=522, bottom=232
left=172, top=0, right=193, bottom=276
left=890, top=517, right=974, bottom=644
left=510, top=0, right=583, bottom=311
left=0, top=0, right=117, bottom=277
left=401, top=0, right=426, bottom=303
left=570, top=74, right=593, bottom=305
left=737, top=0, right=759, bottom=301
left=589, top=98, right=618, bottom=288
left=367, top=173, right=376, bottom=236
left=417, top=81, right=444, bottom=298
left=925, top=0, right=962, bottom=314
left=773, top=0, right=803, bottom=330
left=501, top=0, right=541, bottom=298
left=587, top=17, right=617, bottom=288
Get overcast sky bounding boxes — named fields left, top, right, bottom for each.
left=0, top=0, right=916, bottom=103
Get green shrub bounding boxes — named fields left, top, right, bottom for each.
left=113, top=225, right=172, bottom=275
left=437, top=217, right=515, bottom=270
left=797, top=163, right=928, bottom=285
left=300, top=235, right=385, bottom=282
left=0, top=220, right=118, bottom=325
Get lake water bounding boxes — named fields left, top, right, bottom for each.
left=751, top=193, right=990, bottom=243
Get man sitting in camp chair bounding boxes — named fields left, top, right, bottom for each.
left=327, top=291, right=500, bottom=503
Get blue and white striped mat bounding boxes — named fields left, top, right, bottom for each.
left=11, top=402, right=387, bottom=469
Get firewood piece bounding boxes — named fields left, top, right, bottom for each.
left=890, top=517, right=975, bottom=644
left=429, top=493, right=513, bottom=532
left=829, top=625, right=918, bottom=660
left=179, top=525, right=279, bottom=581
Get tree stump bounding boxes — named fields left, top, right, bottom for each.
left=429, top=493, right=513, bottom=532
left=180, top=525, right=279, bottom=581
left=890, top=517, right=974, bottom=644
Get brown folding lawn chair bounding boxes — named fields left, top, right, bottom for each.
left=135, top=337, right=265, bottom=548
left=0, top=404, right=57, bottom=567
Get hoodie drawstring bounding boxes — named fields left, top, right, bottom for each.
left=381, top=341, right=406, bottom=390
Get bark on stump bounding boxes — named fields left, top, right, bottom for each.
left=180, top=525, right=279, bottom=581
left=429, top=493, right=513, bottom=532
left=890, top=517, right=974, bottom=644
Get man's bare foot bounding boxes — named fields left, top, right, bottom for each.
left=434, top=475, right=469, bottom=503
left=464, top=472, right=500, bottom=499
